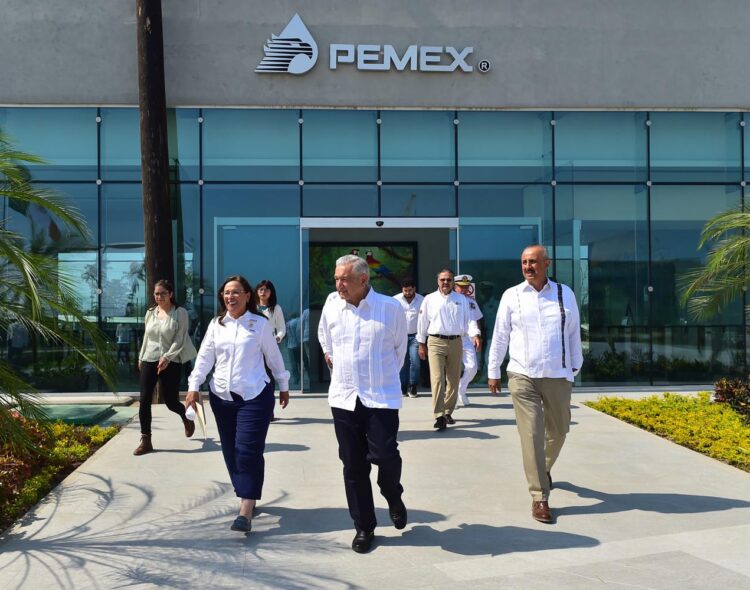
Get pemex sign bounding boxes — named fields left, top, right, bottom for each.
left=255, top=14, right=491, bottom=75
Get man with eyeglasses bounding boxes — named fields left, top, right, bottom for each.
left=417, top=268, right=480, bottom=430
left=487, top=245, right=583, bottom=525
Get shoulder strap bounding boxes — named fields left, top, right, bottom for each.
left=557, top=282, right=566, bottom=369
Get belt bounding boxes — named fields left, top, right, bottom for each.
left=408, top=333, right=417, bottom=336
left=429, top=334, right=460, bottom=340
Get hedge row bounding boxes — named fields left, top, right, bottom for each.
left=585, top=392, right=750, bottom=472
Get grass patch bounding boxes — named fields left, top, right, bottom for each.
left=585, top=392, right=750, bottom=472
left=0, top=420, right=120, bottom=532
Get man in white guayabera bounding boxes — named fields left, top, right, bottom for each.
left=317, top=254, right=408, bottom=554
left=487, top=245, right=583, bottom=525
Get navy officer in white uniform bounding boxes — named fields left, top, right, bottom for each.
left=317, top=254, right=408, bottom=554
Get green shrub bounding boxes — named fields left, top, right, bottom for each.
left=585, top=392, right=750, bottom=472
left=0, top=418, right=119, bottom=531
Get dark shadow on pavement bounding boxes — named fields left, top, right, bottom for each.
left=399, top=417, right=514, bottom=441
left=256, top=505, right=443, bottom=536
left=554, top=481, right=750, bottom=516
left=384, top=524, right=599, bottom=556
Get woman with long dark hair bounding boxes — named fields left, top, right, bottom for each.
left=255, top=279, right=286, bottom=344
left=186, top=275, right=290, bottom=534
left=134, top=279, right=197, bottom=456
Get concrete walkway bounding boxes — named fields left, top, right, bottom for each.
left=1, top=390, right=749, bottom=589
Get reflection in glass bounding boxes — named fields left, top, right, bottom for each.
left=101, top=108, right=142, bottom=181
left=303, top=110, right=377, bottom=182
left=555, top=112, right=647, bottom=182
left=651, top=185, right=743, bottom=383
left=458, top=111, right=552, bottom=182
left=459, top=184, right=552, bottom=219
left=0, top=107, right=97, bottom=181
left=555, top=185, right=649, bottom=384
left=381, top=185, right=455, bottom=217
left=168, top=109, right=200, bottom=181
left=650, top=112, right=741, bottom=182
left=203, top=109, right=299, bottom=181
left=303, top=185, right=378, bottom=217
left=381, top=111, right=454, bottom=182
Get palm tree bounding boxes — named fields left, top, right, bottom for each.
left=0, top=130, right=117, bottom=452
left=681, top=207, right=750, bottom=320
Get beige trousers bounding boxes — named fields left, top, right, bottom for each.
left=507, top=371, right=572, bottom=501
left=427, top=336, right=463, bottom=418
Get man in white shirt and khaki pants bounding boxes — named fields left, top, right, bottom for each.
left=417, top=268, right=481, bottom=430
left=488, top=245, right=583, bottom=525
left=318, top=254, right=408, bottom=554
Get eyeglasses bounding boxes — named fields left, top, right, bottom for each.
left=153, top=291, right=169, bottom=297
left=222, top=290, right=245, bottom=297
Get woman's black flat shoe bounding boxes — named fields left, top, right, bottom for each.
left=230, top=515, right=251, bottom=533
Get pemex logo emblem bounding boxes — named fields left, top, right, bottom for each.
left=255, top=14, right=318, bottom=75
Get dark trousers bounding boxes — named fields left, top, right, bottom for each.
left=138, top=361, right=185, bottom=435
left=331, top=397, right=403, bottom=533
left=210, top=382, right=275, bottom=499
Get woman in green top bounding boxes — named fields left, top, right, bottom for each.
left=133, top=279, right=197, bottom=456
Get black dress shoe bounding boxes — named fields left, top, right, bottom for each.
left=351, top=530, right=375, bottom=553
left=445, top=414, right=455, bottom=425
left=389, top=499, right=407, bottom=530
left=433, top=416, right=447, bottom=430
left=230, top=515, right=251, bottom=533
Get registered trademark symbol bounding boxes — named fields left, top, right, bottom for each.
left=477, top=59, right=491, bottom=73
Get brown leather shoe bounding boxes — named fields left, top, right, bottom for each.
left=532, top=500, right=553, bottom=523
left=133, top=434, right=153, bottom=456
left=183, top=418, right=195, bottom=438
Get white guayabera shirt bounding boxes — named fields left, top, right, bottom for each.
left=318, top=287, right=408, bottom=411
left=188, top=311, right=290, bottom=399
left=488, top=279, right=583, bottom=383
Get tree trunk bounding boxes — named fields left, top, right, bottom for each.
left=137, top=0, right=172, bottom=404
left=136, top=0, right=174, bottom=293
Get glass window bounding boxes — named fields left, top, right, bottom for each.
left=202, top=184, right=300, bottom=297
left=555, top=112, right=647, bottom=182
left=380, top=111, right=454, bottom=182
left=101, top=184, right=144, bottom=246
left=458, top=111, right=552, bottom=182
left=8, top=183, right=98, bottom=249
left=302, top=110, right=377, bottom=182
left=101, top=108, right=142, bottom=181
left=650, top=112, right=741, bottom=182
left=381, top=185, right=455, bottom=217
left=459, top=184, right=552, bottom=219
left=651, top=185, right=743, bottom=383
left=302, top=185, right=378, bottom=217
left=203, top=109, right=299, bottom=181
left=0, top=107, right=97, bottom=180
left=203, top=184, right=300, bottom=218
left=168, top=109, right=200, bottom=181
left=555, top=185, right=650, bottom=384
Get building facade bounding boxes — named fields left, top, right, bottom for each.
left=1, top=1, right=748, bottom=391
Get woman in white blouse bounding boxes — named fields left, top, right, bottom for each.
left=255, top=279, right=286, bottom=343
left=186, top=275, right=290, bottom=534
left=134, top=279, right=197, bottom=456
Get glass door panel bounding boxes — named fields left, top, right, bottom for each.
left=214, top=217, right=302, bottom=389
